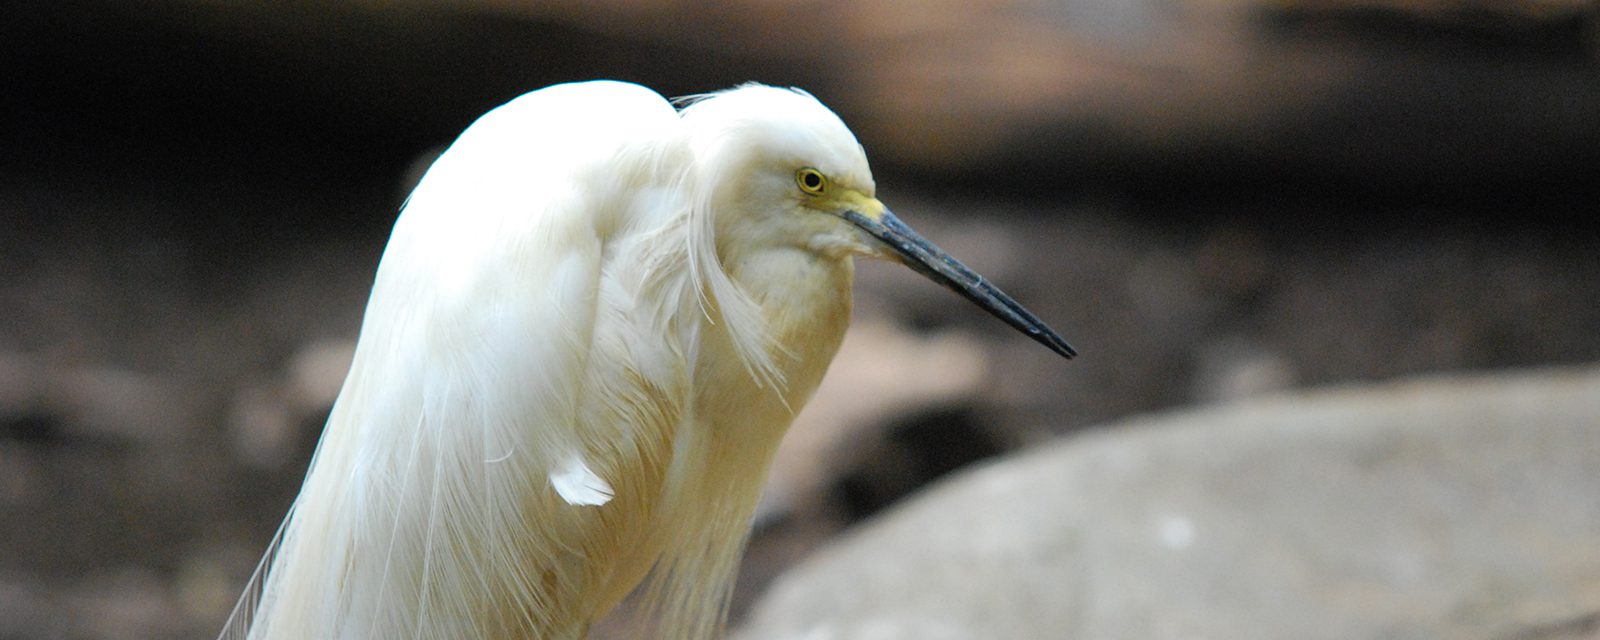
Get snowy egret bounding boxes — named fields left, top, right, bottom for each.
left=220, top=80, right=1073, bottom=640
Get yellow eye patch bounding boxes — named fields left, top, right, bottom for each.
left=795, top=167, right=827, bottom=195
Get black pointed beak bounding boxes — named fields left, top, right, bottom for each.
left=843, top=208, right=1077, bottom=359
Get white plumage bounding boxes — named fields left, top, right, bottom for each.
left=220, top=81, right=1072, bottom=640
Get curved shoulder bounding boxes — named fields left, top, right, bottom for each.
left=440, top=80, right=676, bottom=180
left=378, top=80, right=680, bottom=308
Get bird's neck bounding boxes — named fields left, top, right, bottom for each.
left=716, top=244, right=855, bottom=424
left=642, top=245, right=855, bottom=636
left=682, top=242, right=856, bottom=500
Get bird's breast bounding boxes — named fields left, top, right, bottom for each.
left=730, top=246, right=855, bottom=408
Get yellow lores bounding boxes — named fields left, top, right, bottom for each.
left=220, top=81, right=1073, bottom=640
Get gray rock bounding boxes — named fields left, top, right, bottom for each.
left=738, top=366, right=1600, bottom=640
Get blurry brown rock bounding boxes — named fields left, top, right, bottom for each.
left=739, top=365, right=1600, bottom=639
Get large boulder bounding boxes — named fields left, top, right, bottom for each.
left=739, top=366, right=1600, bottom=639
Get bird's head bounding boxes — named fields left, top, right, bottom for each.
left=678, top=85, right=1075, bottom=359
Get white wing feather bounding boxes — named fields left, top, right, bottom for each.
left=222, top=81, right=690, bottom=640
left=551, top=455, right=615, bottom=507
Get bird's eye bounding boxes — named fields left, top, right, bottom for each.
left=796, top=168, right=827, bottom=196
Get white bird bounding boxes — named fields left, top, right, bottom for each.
left=219, top=80, right=1073, bottom=640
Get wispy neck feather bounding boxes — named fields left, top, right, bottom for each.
left=677, top=149, right=788, bottom=395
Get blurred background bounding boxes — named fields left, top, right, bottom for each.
left=2, top=1, right=1598, bottom=638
